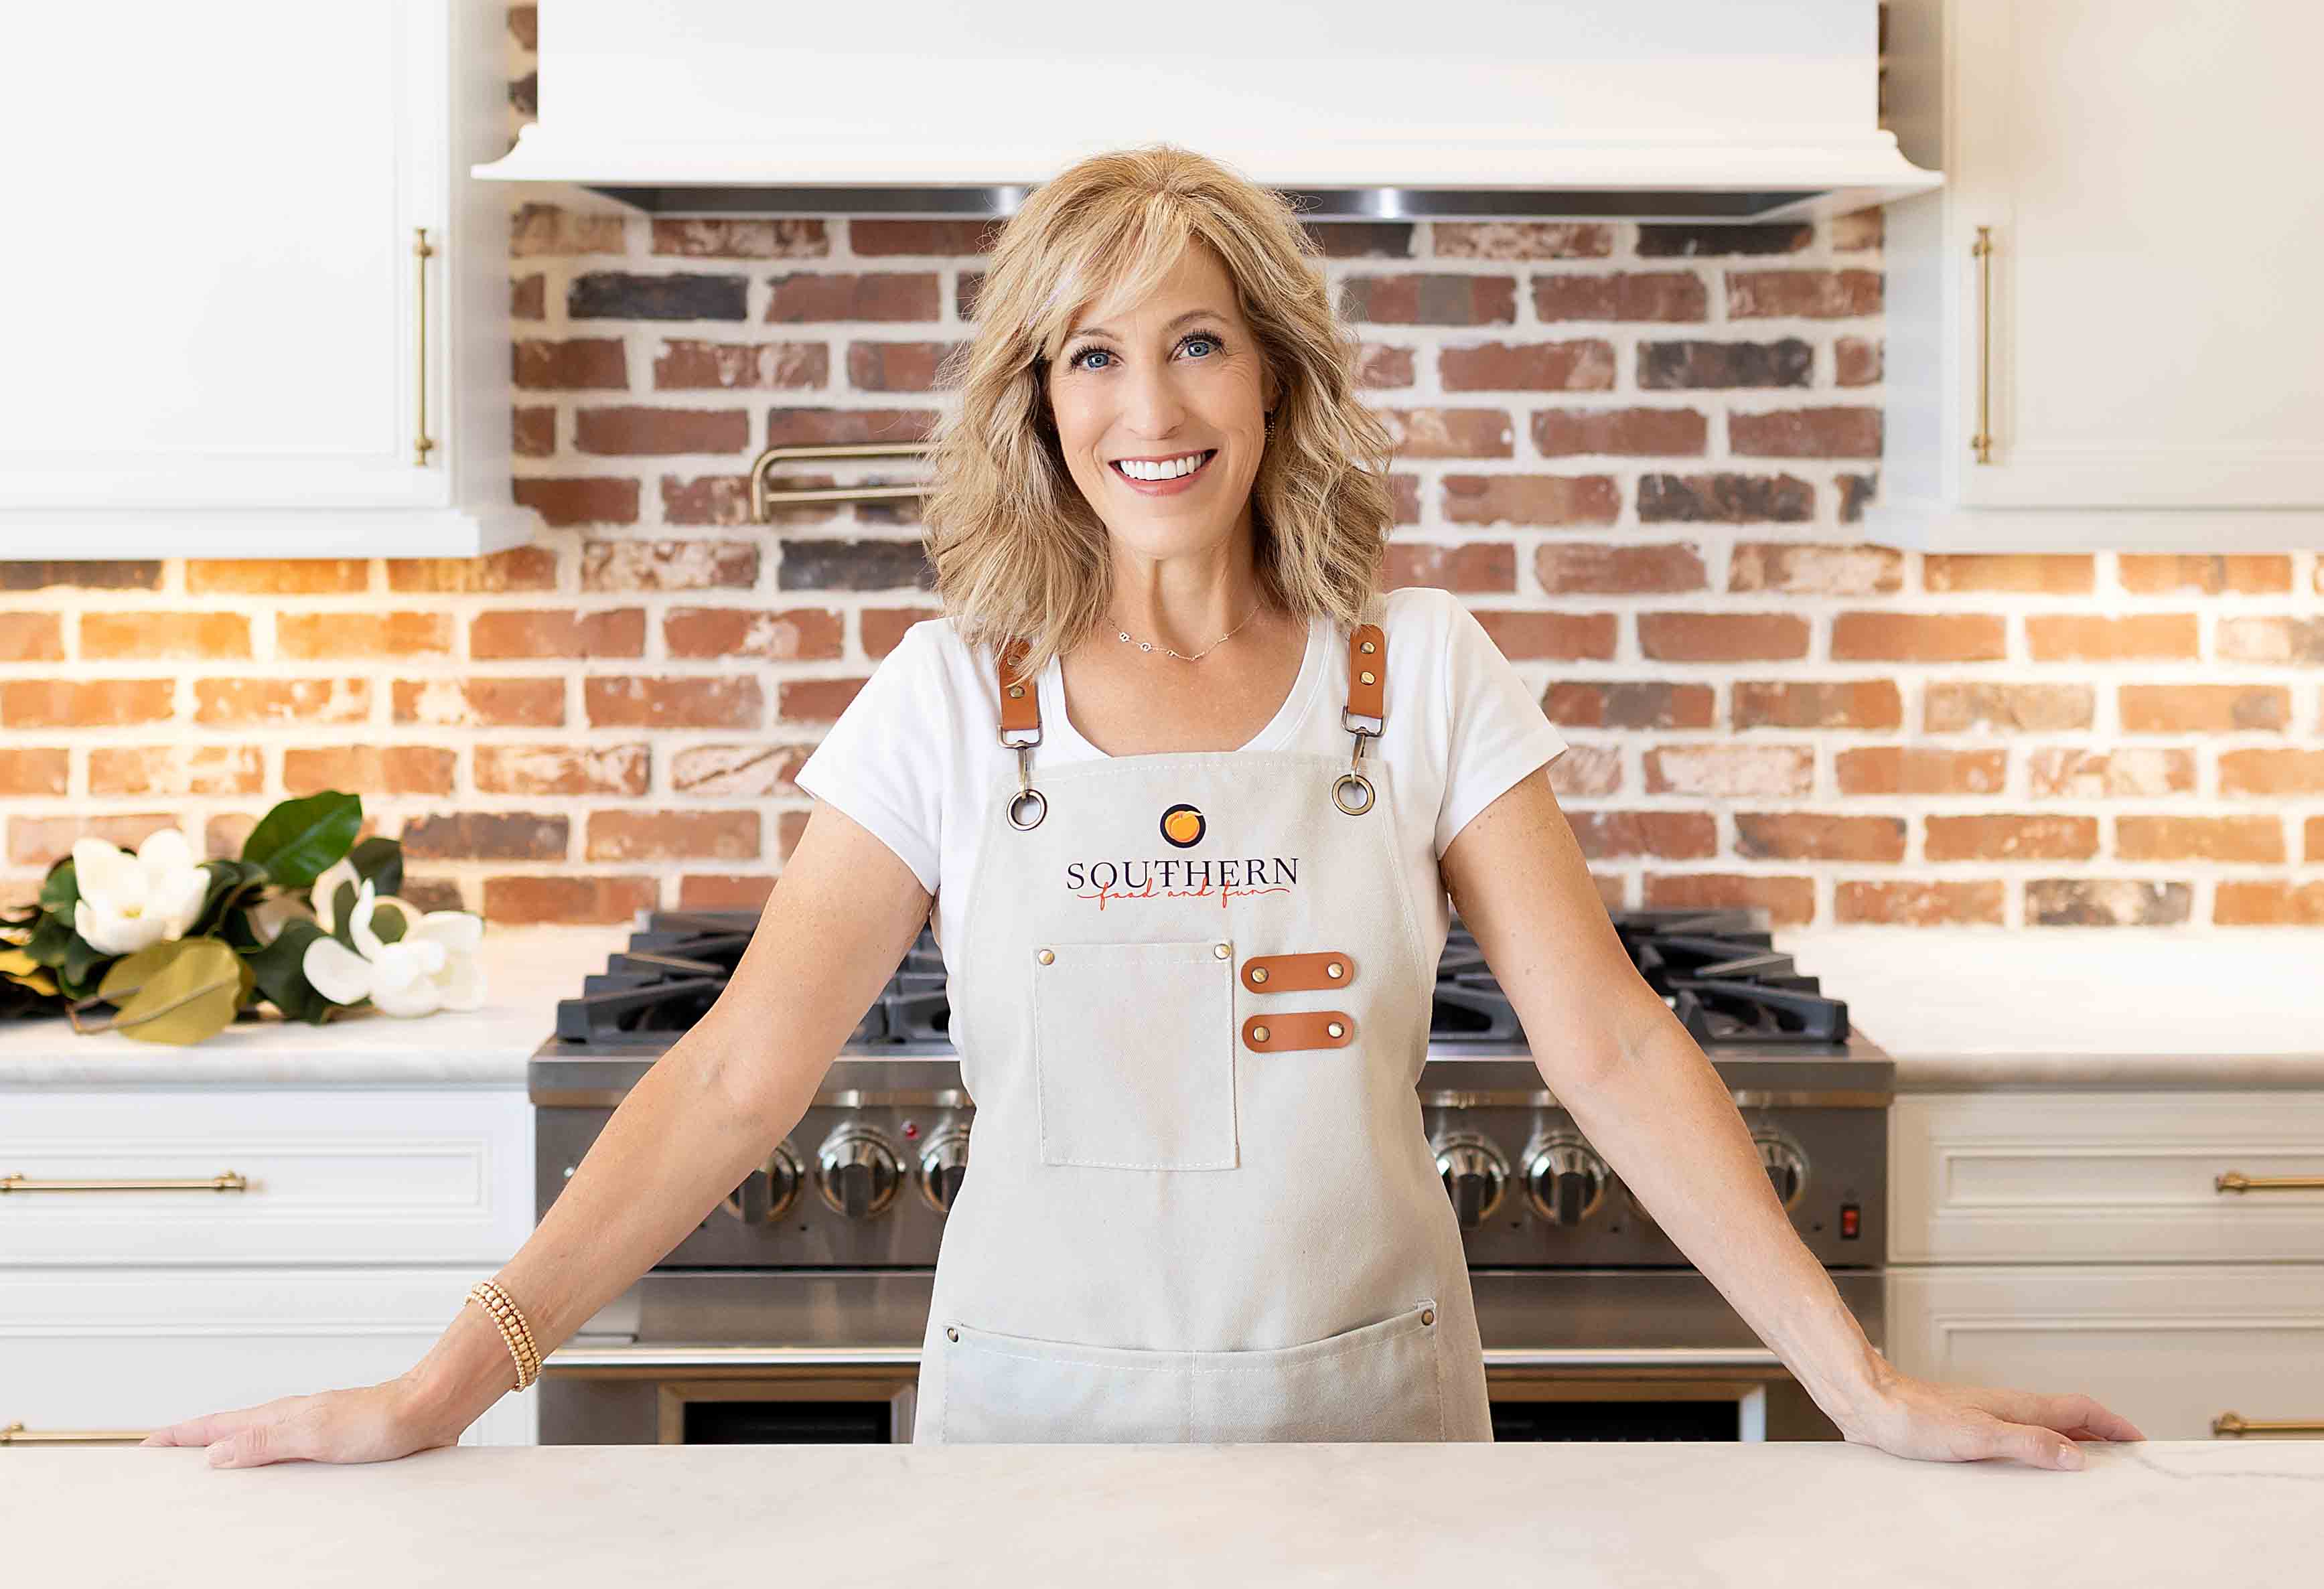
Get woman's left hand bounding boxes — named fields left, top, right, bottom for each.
left=1838, top=1362, right=2147, bottom=1470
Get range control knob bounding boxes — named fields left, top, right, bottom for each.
left=1521, top=1134, right=1609, bottom=1226
left=918, top=1126, right=970, bottom=1213
left=1432, top=1132, right=1508, bottom=1229
left=720, top=1141, right=803, bottom=1224
left=1755, top=1133, right=1809, bottom=1210
left=816, top=1130, right=901, bottom=1219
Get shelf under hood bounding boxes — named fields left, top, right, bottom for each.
left=475, top=0, right=1939, bottom=223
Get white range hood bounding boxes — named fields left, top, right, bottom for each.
left=474, top=0, right=1938, bottom=222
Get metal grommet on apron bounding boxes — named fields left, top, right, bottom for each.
left=920, top=605, right=1493, bottom=1446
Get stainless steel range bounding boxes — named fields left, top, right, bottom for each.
left=530, top=907, right=1891, bottom=1444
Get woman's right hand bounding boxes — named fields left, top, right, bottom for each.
left=138, top=1373, right=460, bottom=1468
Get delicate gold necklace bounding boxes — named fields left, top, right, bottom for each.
left=1110, top=600, right=1262, bottom=661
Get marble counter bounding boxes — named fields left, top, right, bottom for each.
left=0, top=925, right=633, bottom=1087
left=15, top=1439, right=2318, bottom=1587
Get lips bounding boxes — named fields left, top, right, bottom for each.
left=1110, top=449, right=1218, bottom=483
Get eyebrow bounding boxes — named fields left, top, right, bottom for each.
left=1064, top=308, right=1224, bottom=340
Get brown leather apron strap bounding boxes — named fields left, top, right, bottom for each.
left=1346, top=621, right=1385, bottom=723
left=997, top=638, right=1040, bottom=739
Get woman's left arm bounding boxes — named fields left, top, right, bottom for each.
left=1438, top=767, right=2147, bottom=1470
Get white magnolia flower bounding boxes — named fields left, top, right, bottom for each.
left=301, top=877, right=486, bottom=1018
left=308, top=856, right=363, bottom=936
left=246, top=890, right=317, bottom=947
left=70, top=829, right=210, bottom=956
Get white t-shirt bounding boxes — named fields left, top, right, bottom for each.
left=794, top=585, right=1569, bottom=971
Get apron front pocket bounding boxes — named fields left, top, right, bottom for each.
left=940, top=1299, right=1446, bottom=1444
left=1033, top=938, right=1238, bottom=1170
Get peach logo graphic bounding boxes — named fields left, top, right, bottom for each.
left=1159, top=802, right=1206, bottom=848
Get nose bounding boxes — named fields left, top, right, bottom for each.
left=1118, top=354, right=1191, bottom=438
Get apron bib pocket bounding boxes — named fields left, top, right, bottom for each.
left=1033, top=938, right=1238, bottom=1170
left=940, top=1298, right=1446, bottom=1444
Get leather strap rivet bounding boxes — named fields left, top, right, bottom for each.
left=1421, top=1308, right=1435, bottom=1327
left=1327, top=1021, right=1345, bottom=1039
left=1036, top=948, right=1054, bottom=965
left=1252, top=1025, right=1269, bottom=1043
left=1360, top=669, right=1376, bottom=686
left=1007, top=684, right=1024, bottom=698
left=1213, top=942, right=1231, bottom=959
left=1326, top=961, right=1344, bottom=979
left=1249, top=966, right=1268, bottom=984
left=946, top=1325, right=960, bottom=1341
left=1360, top=639, right=1376, bottom=654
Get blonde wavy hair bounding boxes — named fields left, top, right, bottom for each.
left=922, top=143, right=1396, bottom=679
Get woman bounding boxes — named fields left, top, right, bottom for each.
left=147, top=145, right=2140, bottom=1466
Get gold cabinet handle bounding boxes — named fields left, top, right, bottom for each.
left=1969, top=224, right=1994, bottom=464
left=1, top=1170, right=248, bottom=1194
left=748, top=441, right=930, bottom=520
left=2214, top=1412, right=2324, bottom=1438
left=2, top=1422, right=156, bottom=1446
left=413, top=225, right=435, bottom=467
left=2215, top=1171, right=2324, bottom=1193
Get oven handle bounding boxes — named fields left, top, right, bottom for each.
left=541, top=1344, right=1788, bottom=1373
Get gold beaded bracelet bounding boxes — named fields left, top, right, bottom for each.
left=465, top=1280, right=542, bottom=1392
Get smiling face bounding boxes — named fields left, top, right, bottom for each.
left=1044, top=242, right=1280, bottom=566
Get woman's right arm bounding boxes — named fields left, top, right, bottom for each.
left=143, top=801, right=936, bottom=1467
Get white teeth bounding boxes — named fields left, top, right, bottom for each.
left=1115, top=450, right=1213, bottom=481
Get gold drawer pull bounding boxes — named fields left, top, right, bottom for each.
left=2213, top=1412, right=2324, bottom=1438
left=1, top=1170, right=248, bottom=1194
left=1970, top=223, right=1994, bottom=464
left=2, top=1422, right=155, bottom=1446
left=2215, top=1172, right=2324, bottom=1194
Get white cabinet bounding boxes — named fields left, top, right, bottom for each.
left=1885, top=1090, right=2324, bottom=1442
left=0, top=1085, right=538, bottom=1448
left=0, top=1, right=538, bottom=558
left=1869, top=1, right=2324, bottom=550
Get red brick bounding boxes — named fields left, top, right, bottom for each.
left=483, top=875, right=659, bottom=925
left=195, top=677, right=370, bottom=726
left=2026, top=613, right=2199, bottom=662
left=1728, top=406, right=1881, bottom=458
left=586, top=810, right=761, bottom=862
left=475, top=743, right=650, bottom=798
left=1728, top=540, right=1902, bottom=595
left=1644, top=872, right=1815, bottom=927
left=7, top=814, right=182, bottom=868
left=1471, top=610, right=1617, bottom=662
left=1836, top=880, right=2004, bottom=926
left=2027, top=880, right=2191, bottom=927
left=510, top=202, right=624, bottom=256
left=1433, top=223, right=1613, bottom=259
left=1834, top=336, right=1882, bottom=386
left=663, top=606, right=845, bottom=662
left=277, top=612, right=453, bottom=660
left=1384, top=542, right=1516, bottom=593
left=3, top=679, right=174, bottom=727
left=1438, top=341, right=1615, bottom=390
left=0, top=747, right=70, bottom=796
left=2027, top=748, right=2195, bottom=799
left=670, top=743, right=812, bottom=798
left=1337, top=275, right=1517, bottom=325
left=2116, top=816, right=2282, bottom=863
left=1644, top=744, right=1814, bottom=797
left=514, top=338, right=628, bottom=390
left=391, top=677, right=564, bottom=727
left=1376, top=409, right=1514, bottom=459
left=764, top=272, right=939, bottom=322
left=1735, top=813, right=1906, bottom=862
left=2218, top=616, right=2324, bottom=664
left=847, top=341, right=970, bottom=392
left=1356, top=344, right=1417, bottom=388
left=186, top=558, right=368, bottom=595
left=581, top=539, right=757, bottom=591
left=1731, top=680, right=1901, bottom=731
left=654, top=339, right=827, bottom=390
left=1546, top=745, right=1623, bottom=798
left=1836, top=747, right=2006, bottom=796
left=2311, top=816, right=2324, bottom=862
left=0, top=613, right=65, bottom=662
left=401, top=812, right=569, bottom=862
left=654, top=218, right=829, bottom=258
left=283, top=746, right=456, bottom=798
left=1925, top=815, right=2098, bottom=862
left=573, top=406, right=750, bottom=456
left=2118, top=554, right=2291, bottom=595
left=1534, top=542, right=1706, bottom=595
left=470, top=609, right=646, bottom=660
left=1923, top=554, right=2096, bottom=594
left=86, top=745, right=261, bottom=798
left=1441, top=474, right=1620, bottom=526
left=2218, top=749, right=2324, bottom=797
left=387, top=546, right=560, bottom=593
left=2119, top=685, right=2291, bottom=734
left=1566, top=810, right=1718, bottom=860
left=2213, top=881, right=2324, bottom=926
left=1532, top=407, right=1708, bottom=457
left=1638, top=612, right=1809, bottom=662
left=1832, top=612, right=2006, bottom=662
left=847, top=220, right=998, bottom=256
left=778, top=678, right=869, bottom=723
left=583, top=675, right=763, bottom=729
left=1727, top=269, right=1881, bottom=318
left=763, top=407, right=941, bottom=449
left=1544, top=682, right=1715, bottom=730
left=861, top=606, right=944, bottom=657
left=1533, top=272, right=1707, bottom=322
left=1923, top=682, right=2094, bottom=733
left=513, top=477, right=640, bottom=528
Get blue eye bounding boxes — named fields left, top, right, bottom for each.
left=1066, top=330, right=1225, bottom=372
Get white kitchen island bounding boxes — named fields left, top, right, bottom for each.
left=14, top=1439, right=2318, bottom=1586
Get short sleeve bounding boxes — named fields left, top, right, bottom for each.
left=1433, top=595, right=1569, bottom=856
left=792, top=623, right=946, bottom=895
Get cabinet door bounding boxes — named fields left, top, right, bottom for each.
left=1887, top=1265, right=2324, bottom=1442
left=0, top=1267, right=537, bottom=1447
left=1945, top=0, right=2324, bottom=511
left=0, top=2, right=448, bottom=515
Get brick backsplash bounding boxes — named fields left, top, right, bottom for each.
left=1, top=7, right=2319, bottom=932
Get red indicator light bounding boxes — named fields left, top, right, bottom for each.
left=1840, top=1203, right=1861, bottom=1239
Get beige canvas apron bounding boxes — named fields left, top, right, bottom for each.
left=912, top=599, right=1495, bottom=1444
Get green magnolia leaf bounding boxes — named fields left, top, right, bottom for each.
left=24, top=911, right=72, bottom=970
left=190, top=858, right=270, bottom=939
left=347, top=836, right=403, bottom=901
left=369, top=899, right=409, bottom=945
left=332, top=880, right=359, bottom=948
left=92, top=937, right=241, bottom=1045
left=39, top=856, right=79, bottom=917
left=240, top=791, right=362, bottom=890
left=244, top=918, right=330, bottom=1023
left=61, top=928, right=112, bottom=990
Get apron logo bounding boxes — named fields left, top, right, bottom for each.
left=1159, top=802, right=1206, bottom=848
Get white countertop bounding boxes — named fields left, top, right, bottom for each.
left=0, top=925, right=633, bottom=1086
left=4, top=921, right=2319, bottom=1089
left=16, top=1440, right=2318, bottom=1587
